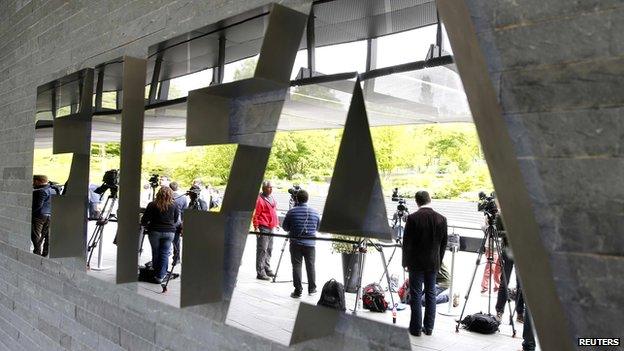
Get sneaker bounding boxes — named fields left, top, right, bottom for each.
left=480, top=288, right=487, bottom=294
left=452, top=293, right=460, bottom=307
left=256, top=274, right=271, bottom=281
left=516, top=313, right=524, bottom=324
left=290, top=291, right=302, bottom=298
left=496, top=311, right=503, bottom=321
left=422, top=328, right=432, bottom=336
left=265, top=271, right=275, bottom=277
left=308, top=289, right=317, bottom=296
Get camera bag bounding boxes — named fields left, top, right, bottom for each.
left=460, top=312, right=500, bottom=334
left=317, top=279, right=346, bottom=311
left=362, top=283, right=388, bottom=312
left=398, top=279, right=410, bottom=304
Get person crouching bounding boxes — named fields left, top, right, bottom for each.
left=282, top=189, right=320, bottom=298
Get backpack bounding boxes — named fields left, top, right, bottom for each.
left=317, top=279, right=346, bottom=311
left=398, top=279, right=410, bottom=304
left=460, top=313, right=500, bottom=334
left=138, top=261, right=156, bottom=283
left=362, top=283, right=388, bottom=313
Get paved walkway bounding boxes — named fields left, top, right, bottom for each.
left=86, top=200, right=536, bottom=350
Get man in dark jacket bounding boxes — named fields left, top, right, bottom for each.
left=402, top=190, right=448, bottom=336
left=282, top=190, right=320, bottom=298
left=32, top=175, right=54, bottom=256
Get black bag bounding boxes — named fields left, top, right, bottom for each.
left=317, top=279, right=346, bottom=311
left=362, top=283, right=388, bottom=313
left=461, top=313, right=500, bottom=334
left=138, top=261, right=156, bottom=282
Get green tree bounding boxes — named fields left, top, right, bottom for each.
left=233, top=57, right=258, bottom=80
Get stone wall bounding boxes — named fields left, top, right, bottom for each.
left=0, top=0, right=407, bottom=350
left=465, top=0, right=624, bottom=340
left=3, top=0, right=622, bottom=349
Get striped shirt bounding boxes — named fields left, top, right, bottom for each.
left=282, top=204, right=320, bottom=246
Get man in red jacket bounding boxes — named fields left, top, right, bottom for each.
left=253, top=181, right=278, bottom=280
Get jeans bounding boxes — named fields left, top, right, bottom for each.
left=409, top=270, right=437, bottom=334
left=256, top=226, right=273, bottom=276
left=31, top=215, right=50, bottom=256
left=522, top=306, right=536, bottom=351
left=290, top=244, right=316, bottom=293
left=148, top=231, right=174, bottom=280
left=421, top=285, right=449, bottom=306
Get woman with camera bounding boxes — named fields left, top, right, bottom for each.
left=141, top=186, right=180, bottom=283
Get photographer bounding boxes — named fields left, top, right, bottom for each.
left=31, top=175, right=54, bottom=257
left=187, top=185, right=208, bottom=211
left=169, top=182, right=188, bottom=265
left=478, top=192, right=501, bottom=294
left=88, top=184, right=102, bottom=220
left=282, top=189, right=320, bottom=298
left=252, top=181, right=278, bottom=280
left=140, top=187, right=180, bottom=284
left=392, top=199, right=409, bottom=240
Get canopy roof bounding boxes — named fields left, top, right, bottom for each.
left=34, top=0, right=472, bottom=148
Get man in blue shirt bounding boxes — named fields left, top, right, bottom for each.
left=282, top=189, right=321, bottom=298
left=32, top=175, right=54, bottom=256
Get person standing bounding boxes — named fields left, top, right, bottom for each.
left=169, top=182, right=187, bottom=266
left=252, top=181, right=278, bottom=280
left=140, top=187, right=179, bottom=284
left=402, top=191, right=448, bottom=336
left=32, top=175, right=54, bottom=257
left=282, top=190, right=320, bottom=298
left=88, top=184, right=101, bottom=220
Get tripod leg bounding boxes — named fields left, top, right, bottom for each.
left=487, top=227, right=494, bottom=315
left=353, top=248, right=365, bottom=314
left=376, top=243, right=396, bottom=323
left=494, top=234, right=516, bottom=337
left=456, top=231, right=489, bottom=332
left=272, top=238, right=289, bottom=283
left=378, top=246, right=397, bottom=285
left=87, top=225, right=102, bottom=267
left=161, top=259, right=178, bottom=293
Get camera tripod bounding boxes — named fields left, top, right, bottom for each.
left=345, top=238, right=397, bottom=323
left=455, top=216, right=516, bottom=336
left=271, top=196, right=298, bottom=283
left=87, top=192, right=117, bottom=270
left=378, top=211, right=407, bottom=287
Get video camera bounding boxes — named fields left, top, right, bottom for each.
left=396, top=198, right=408, bottom=215
left=94, top=169, right=119, bottom=197
left=148, top=174, right=159, bottom=189
left=185, top=186, right=201, bottom=197
left=477, top=191, right=498, bottom=223
left=288, top=184, right=301, bottom=207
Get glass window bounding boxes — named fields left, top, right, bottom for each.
left=223, top=55, right=259, bottom=83
left=315, top=40, right=367, bottom=74
left=376, top=25, right=438, bottom=69
left=167, top=69, right=213, bottom=99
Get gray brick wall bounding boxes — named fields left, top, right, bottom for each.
left=0, top=1, right=409, bottom=350
left=465, top=0, right=624, bottom=340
